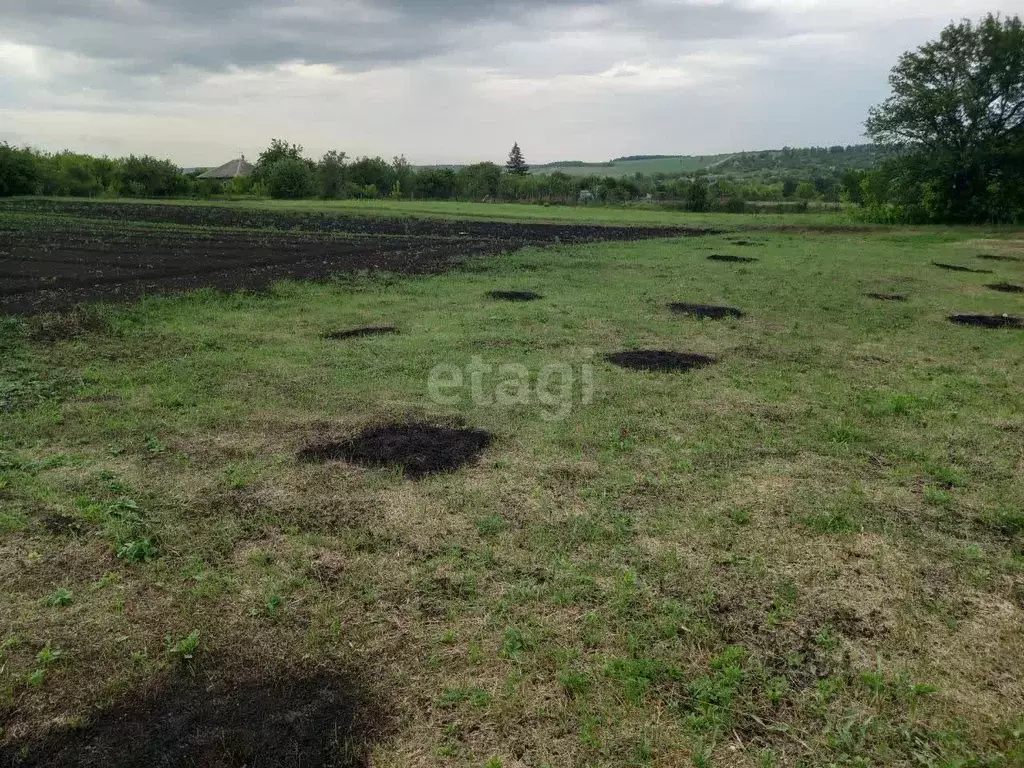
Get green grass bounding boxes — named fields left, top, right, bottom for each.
left=2, top=209, right=1024, bottom=765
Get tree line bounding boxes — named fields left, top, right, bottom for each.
left=0, top=138, right=867, bottom=212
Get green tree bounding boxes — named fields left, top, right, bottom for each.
left=505, top=142, right=530, bottom=176
left=116, top=155, right=186, bottom=197
left=796, top=182, right=817, bottom=200
left=317, top=150, right=347, bottom=198
left=255, top=139, right=308, bottom=183
left=0, top=143, right=40, bottom=196
left=866, top=13, right=1024, bottom=222
left=267, top=158, right=315, bottom=199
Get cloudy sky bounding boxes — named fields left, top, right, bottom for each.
left=0, top=0, right=1020, bottom=165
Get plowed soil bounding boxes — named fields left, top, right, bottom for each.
left=0, top=200, right=710, bottom=315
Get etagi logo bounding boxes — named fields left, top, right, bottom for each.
left=427, top=351, right=596, bottom=421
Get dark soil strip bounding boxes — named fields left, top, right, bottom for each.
left=0, top=199, right=714, bottom=243
left=299, top=423, right=493, bottom=478
left=866, top=293, right=908, bottom=302
left=486, top=290, right=542, bottom=302
left=0, top=202, right=717, bottom=315
left=977, top=253, right=1021, bottom=262
left=708, top=254, right=758, bottom=263
left=670, top=302, right=745, bottom=319
left=986, top=282, right=1024, bottom=294
left=1, top=671, right=385, bottom=768
left=606, top=350, right=716, bottom=372
left=933, top=262, right=993, bottom=274
left=325, top=326, right=399, bottom=340
left=949, top=314, right=1024, bottom=329
left=729, top=240, right=758, bottom=246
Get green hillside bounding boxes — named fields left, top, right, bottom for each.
left=531, top=145, right=885, bottom=179
left=531, top=153, right=733, bottom=177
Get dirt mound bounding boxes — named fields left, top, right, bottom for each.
left=486, top=290, right=542, bottom=302
left=949, top=314, right=1024, bottom=329
left=986, top=282, right=1024, bottom=294
left=708, top=254, right=758, bottom=264
left=977, top=253, right=1021, bottom=262
left=299, top=423, right=493, bottom=478
left=606, top=350, right=716, bottom=372
left=325, top=326, right=399, bottom=340
left=1, top=671, right=383, bottom=768
left=866, top=293, right=908, bottom=302
left=933, top=262, right=993, bottom=274
left=670, top=302, right=744, bottom=319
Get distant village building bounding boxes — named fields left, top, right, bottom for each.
left=197, top=157, right=255, bottom=180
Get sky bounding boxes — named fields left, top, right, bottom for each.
left=1, top=0, right=1021, bottom=166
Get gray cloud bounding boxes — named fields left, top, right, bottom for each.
left=0, top=0, right=1014, bottom=164
left=2, top=0, right=775, bottom=75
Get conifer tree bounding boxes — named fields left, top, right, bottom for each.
left=505, top=142, right=530, bottom=176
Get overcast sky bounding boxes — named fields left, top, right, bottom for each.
left=1, top=0, right=1021, bottom=165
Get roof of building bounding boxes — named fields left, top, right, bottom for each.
left=197, top=157, right=255, bottom=179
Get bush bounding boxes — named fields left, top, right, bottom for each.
left=267, top=158, right=315, bottom=199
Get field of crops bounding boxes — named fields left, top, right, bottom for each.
left=1, top=199, right=1023, bottom=767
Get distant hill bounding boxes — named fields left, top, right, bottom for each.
left=531, top=154, right=733, bottom=177
left=530, top=145, right=886, bottom=179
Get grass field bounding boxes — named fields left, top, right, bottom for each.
left=7, top=195, right=866, bottom=228
left=2, top=204, right=1023, bottom=766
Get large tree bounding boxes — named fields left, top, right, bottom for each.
left=505, top=142, right=530, bottom=176
left=865, top=13, right=1024, bottom=222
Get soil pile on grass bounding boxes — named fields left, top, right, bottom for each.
left=977, top=253, right=1021, bottom=262
left=986, top=282, right=1024, bottom=294
left=606, top=350, right=716, bottom=372
left=949, top=314, right=1024, bottom=329
left=1, top=672, right=383, bottom=768
left=670, top=302, right=745, bottom=319
left=866, top=293, right=908, bottom=302
left=325, top=326, right=399, bottom=340
left=486, top=290, right=542, bottom=302
left=708, top=254, right=758, bottom=264
left=299, top=423, right=493, bottom=478
left=933, top=262, right=993, bottom=274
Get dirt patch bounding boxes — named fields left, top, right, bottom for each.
left=865, top=293, right=908, bottom=302
left=1, top=670, right=384, bottom=768
left=669, top=302, right=744, bottom=319
left=977, top=253, right=1021, bottom=262
left=298, top=422, right=493, bottom=478
left=708, top=254, right=758, bottom=264
left=729, top=239, right=758, bottom=246
left=605, top=350, right=716, bottom=372
left=986, top=282, right=1024, bottom=294
left=933, top=262, right=993, bottom=274
left=949, top=314, right=1024, bottom=329
left=486, top=290, right=542, bottom=302
left=325, top=326, right=399, bottom=340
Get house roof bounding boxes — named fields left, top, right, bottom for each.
left=197, top=157, right=255, bottom=179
